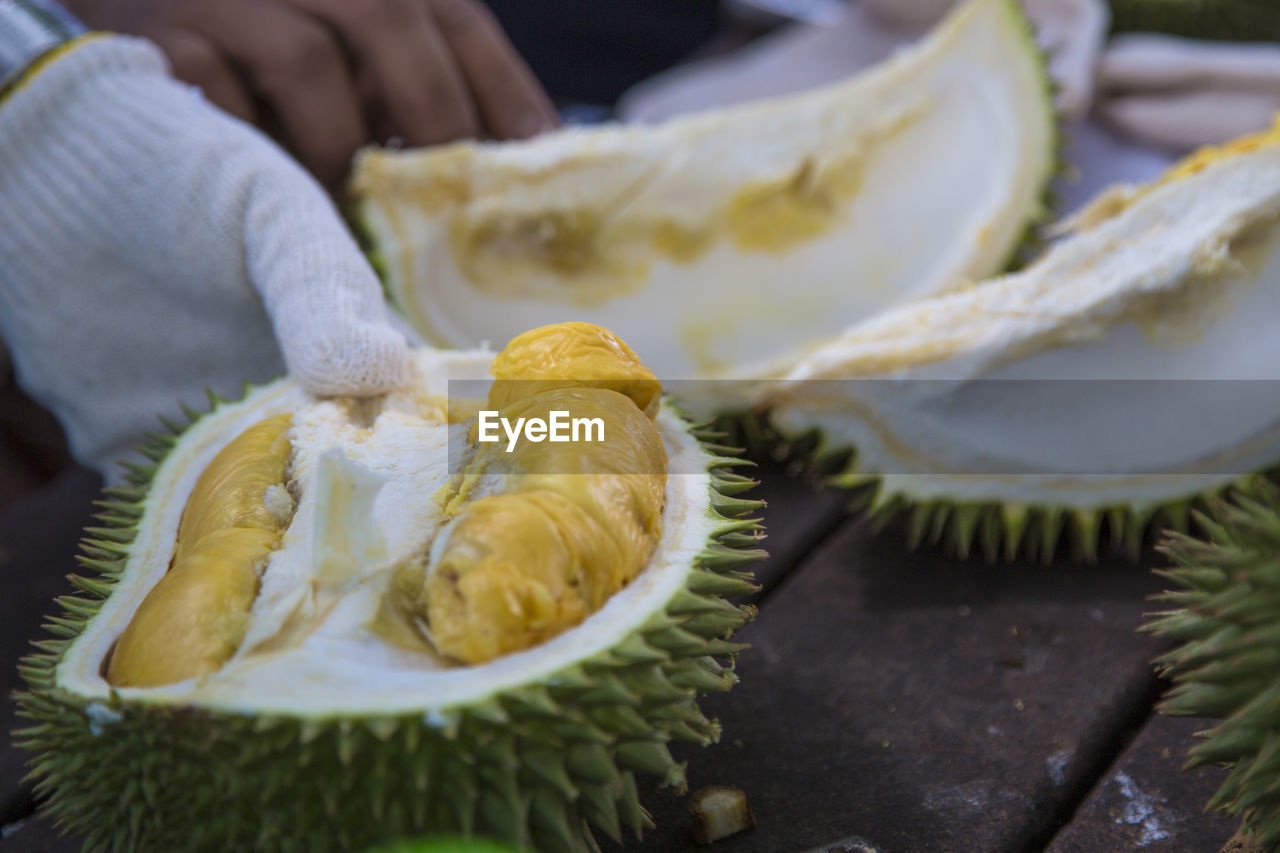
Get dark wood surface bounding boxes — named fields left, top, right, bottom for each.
left=0, top=461, right=1242, bottom=852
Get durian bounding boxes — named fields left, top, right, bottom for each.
left=1108, top=0, right=1280, bottom=43
left=761, top=119, right=1280, bottom=562
left=351, top=0, right=1055, bottom=380
left=1146, top=477, right=1280, bottom=850
left=16, top=323, right=762, bottom=853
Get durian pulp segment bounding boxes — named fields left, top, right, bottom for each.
left=395, top=322, right=669, bottom=664
left=352, top=0, right=1053, bottom=379
left=105, top=415, right=294, bottom=688
left=487, top=320, right=663, bottom=417
left=56, top=349, right=716, bottom=716
left=767, top=132, right=1280, bottom=511
left=413, top=387, right=668, bottom=664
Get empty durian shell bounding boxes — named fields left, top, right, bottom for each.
left=763, top=119, right=1280, bottom=562
left=351, top=0, right=1055, bottom=380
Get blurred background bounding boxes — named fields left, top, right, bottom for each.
left=3, top=0, right=1278, bottom=510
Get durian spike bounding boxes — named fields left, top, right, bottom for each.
left=1145, top=477, right=1280, bottom=850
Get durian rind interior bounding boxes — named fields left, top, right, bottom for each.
left=57, top=349, right=724, bottom=716
left=764, top=120, right=1280, bottom=557
left=353, top=0, right=1054, bottom=378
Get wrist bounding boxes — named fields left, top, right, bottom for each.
left=0, top=0, right=85, bottom=93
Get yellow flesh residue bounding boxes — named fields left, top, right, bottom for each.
left=1066, top=116, right=1280, bottom=234
left=107, top=415, right=293, bottom=687
left=1160, top=116, right=1280, bottom=186
left=358, top=96, right=927, bottom=308
left=445, top=148, right=874, bottom=307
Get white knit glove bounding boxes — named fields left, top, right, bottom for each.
left=0, top=35, right=409, bottom=477
left=1097, top=34, right=1280, bottom=151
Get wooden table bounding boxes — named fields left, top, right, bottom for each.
left=0, top=462, right=1243, bottom=852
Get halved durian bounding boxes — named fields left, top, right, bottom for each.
left=17, top=325, right=762, bottom=853
left=351, top=0, right=1055, bottom=379
left=762, top=119, right=1280, bottom=561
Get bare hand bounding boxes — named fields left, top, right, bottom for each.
left=66, top=0, right=559, bottom=186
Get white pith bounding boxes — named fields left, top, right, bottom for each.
left=768, top=139, right=1280, bottom=510
left=57, top=350, right=720, bottom=716
left=354, top=0, right=1052, bottom=379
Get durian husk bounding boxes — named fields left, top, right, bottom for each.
left=1146, top=476, right=1280, bottom=850
left=747, top=119, right=1280, bottom=564
left=15, top=390, right=764, bottom=853
left=1108, top=0, right=1280, bottom=42
left=719, top=413, right=1247, bottom=564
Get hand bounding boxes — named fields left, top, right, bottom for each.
left=1097, top=34, right=1280, bottom=152
left=0, top=35, right=409, bottom=477
left=63, top=0, right=560, bottom=186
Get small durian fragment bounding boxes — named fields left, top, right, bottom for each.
left=487, top=321, right=662, bottom=417
left=689, top=785, right=756, bottom=844
left=106, top=414, right=293, bottom=687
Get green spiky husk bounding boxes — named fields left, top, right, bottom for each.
left=1146, top=477, right=1280, bottom=850
left=726, top=411, right=1270, bottom=564
left=1108, top=0, right=1280, bottom=42
left=16, top=397, right=764, bottom=853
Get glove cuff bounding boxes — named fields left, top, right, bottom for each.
left=2, top=32, right=166, bottom=118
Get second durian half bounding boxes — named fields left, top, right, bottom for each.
left=17, top=323, right=762, bottom=853
left=763, top=119, right=1280, bottom=561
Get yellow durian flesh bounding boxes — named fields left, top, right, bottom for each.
left=106, top=528, right=277, bottom=687
left=487, top=320, right=662, bottom=416
left=172, top=414, right=293, bottom=564
left=106, top=414, right=293, bottom=687
left=395, top=324, right=668, bottom=665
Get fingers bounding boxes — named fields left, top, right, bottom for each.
left=74, top=0, right=556, bottom=187
left=1101, top=34, right=1280, bottom=93
left=281, top=0, right=557, bottom=144
left=1101, top=90, right=1280, bottom=152
left=427, top=0, right=559, bottom=139
left=182, top=0, right=368, bottom=187
left=283, top=0, right=482, bottom=146
left=1097, top=33, right=1280, bottom=151
left=147, top=27, right=258, bottom=125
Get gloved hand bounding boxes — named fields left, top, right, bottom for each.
left=1097, top=34, right=1280, bottom=152
left=0, top=35, right=410, bottom=478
